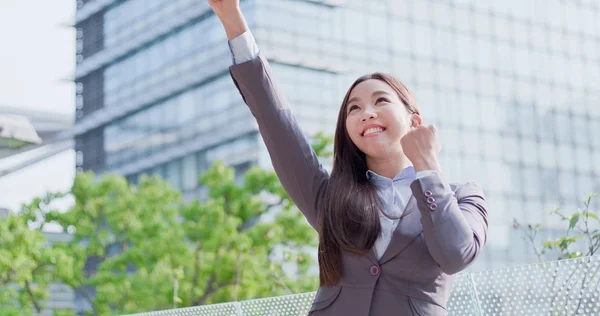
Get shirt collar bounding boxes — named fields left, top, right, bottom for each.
left=366, top=166, right=416, bottom=186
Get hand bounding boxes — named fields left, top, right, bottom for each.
left=400, top=125, right=442, bottom=172
left=208, top=0, right=240, bottom=19
left=208, top=0, right=248, bottom=41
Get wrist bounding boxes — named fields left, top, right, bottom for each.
left=412, top=157, right=441, bottom=173
left=219, top=10, right=249, bottom=41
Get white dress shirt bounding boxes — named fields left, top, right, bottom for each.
left=227, top=31, right=436, bottom=260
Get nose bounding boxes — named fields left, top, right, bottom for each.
left=361, top=105, right=377, bottom=122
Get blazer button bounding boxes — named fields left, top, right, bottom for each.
left=424, top=190, right=433, bottom=197
left=429, top=203, right=438, bottom=211
left=370, top=265, right=380, bottom=276
left=427, top=196, right=435, bottom=204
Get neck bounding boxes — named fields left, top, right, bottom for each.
left=366, top=153, right=413, bottom=179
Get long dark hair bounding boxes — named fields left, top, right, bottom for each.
left=317, top=73, right=420, bottom=286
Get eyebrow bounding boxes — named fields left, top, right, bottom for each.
left=346, top=90, right=392, bottom=108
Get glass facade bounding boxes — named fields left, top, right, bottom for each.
left=74, top=0, right=600, bottom=271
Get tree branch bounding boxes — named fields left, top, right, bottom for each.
left=224, top=191, right=231, bottom=215
left=25, top=281, right=42, bottom=314
left=191, top=242, right=203, bottom=299
left=0, top=269, right=15, bottom=287
left=238, top=199, right=285, bottom=233
left=193, top=274, right=216, bottom=306
left=194, top=279, right=237, bottom=306
left=271, top=267, right=292, bottom=295
left=79, top=286, right=98, bottom=316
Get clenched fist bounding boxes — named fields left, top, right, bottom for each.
left=400, top=125, right=442, bottom=172
left=208, top=0, right=240, bottom=19
left=208, top=0, right=248, bottom=41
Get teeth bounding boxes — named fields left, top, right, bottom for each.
left=364, top=127, right=384, bottom=136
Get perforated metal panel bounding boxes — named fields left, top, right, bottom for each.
left=472, top=256, right=600, bottom=316
left=240, top=292, right=315, bottom=315
left=447, top=272, right=480, bottom=315
left=126, top=302, right=239, bottom=316
left=126, top=256, right=600, bottom=316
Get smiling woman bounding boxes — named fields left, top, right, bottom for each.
left=208, top=1, right=489, bottom=315
left=342, top=75, right=421, bottom=177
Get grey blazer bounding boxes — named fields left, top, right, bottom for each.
left=228, top=53, right=489, bottom=316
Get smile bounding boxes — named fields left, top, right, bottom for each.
left=362, top=126, right=386, bottom=136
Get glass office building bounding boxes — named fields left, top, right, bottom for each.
left=74, top=0, right=600, bottom=272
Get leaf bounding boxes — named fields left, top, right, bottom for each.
left=585, top=213, right=599, bottom=221
left=569, top=213, right=580, bottom=229
left=567, top=252, right=583, bottom=259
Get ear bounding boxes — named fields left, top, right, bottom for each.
left=410, top=113, right=422, bottom=128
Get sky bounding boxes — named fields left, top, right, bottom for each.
left=0, top=0, right=76, bottom=211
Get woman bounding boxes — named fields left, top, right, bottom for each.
left=208, top=1, right=488, bottom=315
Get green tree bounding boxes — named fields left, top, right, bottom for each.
left=0, top=193, right=71, bottom=316
left=44, top=172, right=188, bottom=315
left=4, top=132, right=332, bottom=315
left=158, top=132, right=332, bottom=308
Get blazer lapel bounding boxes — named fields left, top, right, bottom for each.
left=378, top=195, right=423, bottom=264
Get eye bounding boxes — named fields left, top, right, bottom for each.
left=376, top=97, right=390, bottom=104
left=348, top=104, right=360, bottom=112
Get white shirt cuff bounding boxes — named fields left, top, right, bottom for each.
left=228, top=30, right=260, bottom=65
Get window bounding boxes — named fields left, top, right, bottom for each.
left=390, top=19, right=413, bottom=55
left=78, top=12, right=104, bottom=59
left=182, top=154, right=198, bottom=191
left=77, top=69, right=104, bottom=118
left=457, top=68, right=476, bottom=94
left=574, top=146, right=592, bottom=172
left=166, top=159, right=182, bottom=190
left=463, top=132, right=481, bottom=156
left=513, top=46, right=531, bottom=78
left=389, top=0, right=413, bottom=19
left=512, top=21, right=530, bottom=47
left=431, top=1, right=452, bottom=29
left=460, top=94, right=480, bottom=129
left=558, top=143, right=575, bottom=171
left=521, top=167, right=541, bottom=198
left=343, top=10, right=366, bottom=45
left=414, top=23, right=434, bottom=59
left=495, top=41, right=513, bottom=75
left=517, top=103, right=537, bottom=138
left=412, top=0, right=431, bottom=23
left=366, top=13, right=388, bottom=44
left=558, top=169, right=576, bottom=199
left=415, top=60, right=435, bottom=85
left=439, top=127, right=460, bottom=155
left=520, top=138, right=539, bottom=165
left=539, top=141, right=557, bottom=169
left=577, top=175, right=594, bottom=194
left=487, top=161, right=511, bottom=195
left=475, top=37, right=494, bottom=71
left=481, top=132, right=502, bottom=159
left=455, top=7, right=473, bottom=34
left=503, top=136, right=520, bottom=164
left=436, top=62, right=455, bottom=90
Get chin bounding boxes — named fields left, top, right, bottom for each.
left=358, top=141, right=402, bottom=160
left=358, top=144, right=389, bottom=159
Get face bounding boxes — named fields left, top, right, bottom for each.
left=344, top=79, right=419, bottom=159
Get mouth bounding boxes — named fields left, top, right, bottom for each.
left=361, top=126, right=386, bottom=137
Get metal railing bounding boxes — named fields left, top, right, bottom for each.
left=126, top=255, right=600, bottom=316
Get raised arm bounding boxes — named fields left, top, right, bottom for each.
left=209, top=0, right=329, bottom=229
left=411, top=175, right=488, bottom=274
left=402, top=125, right=488, bottom=274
